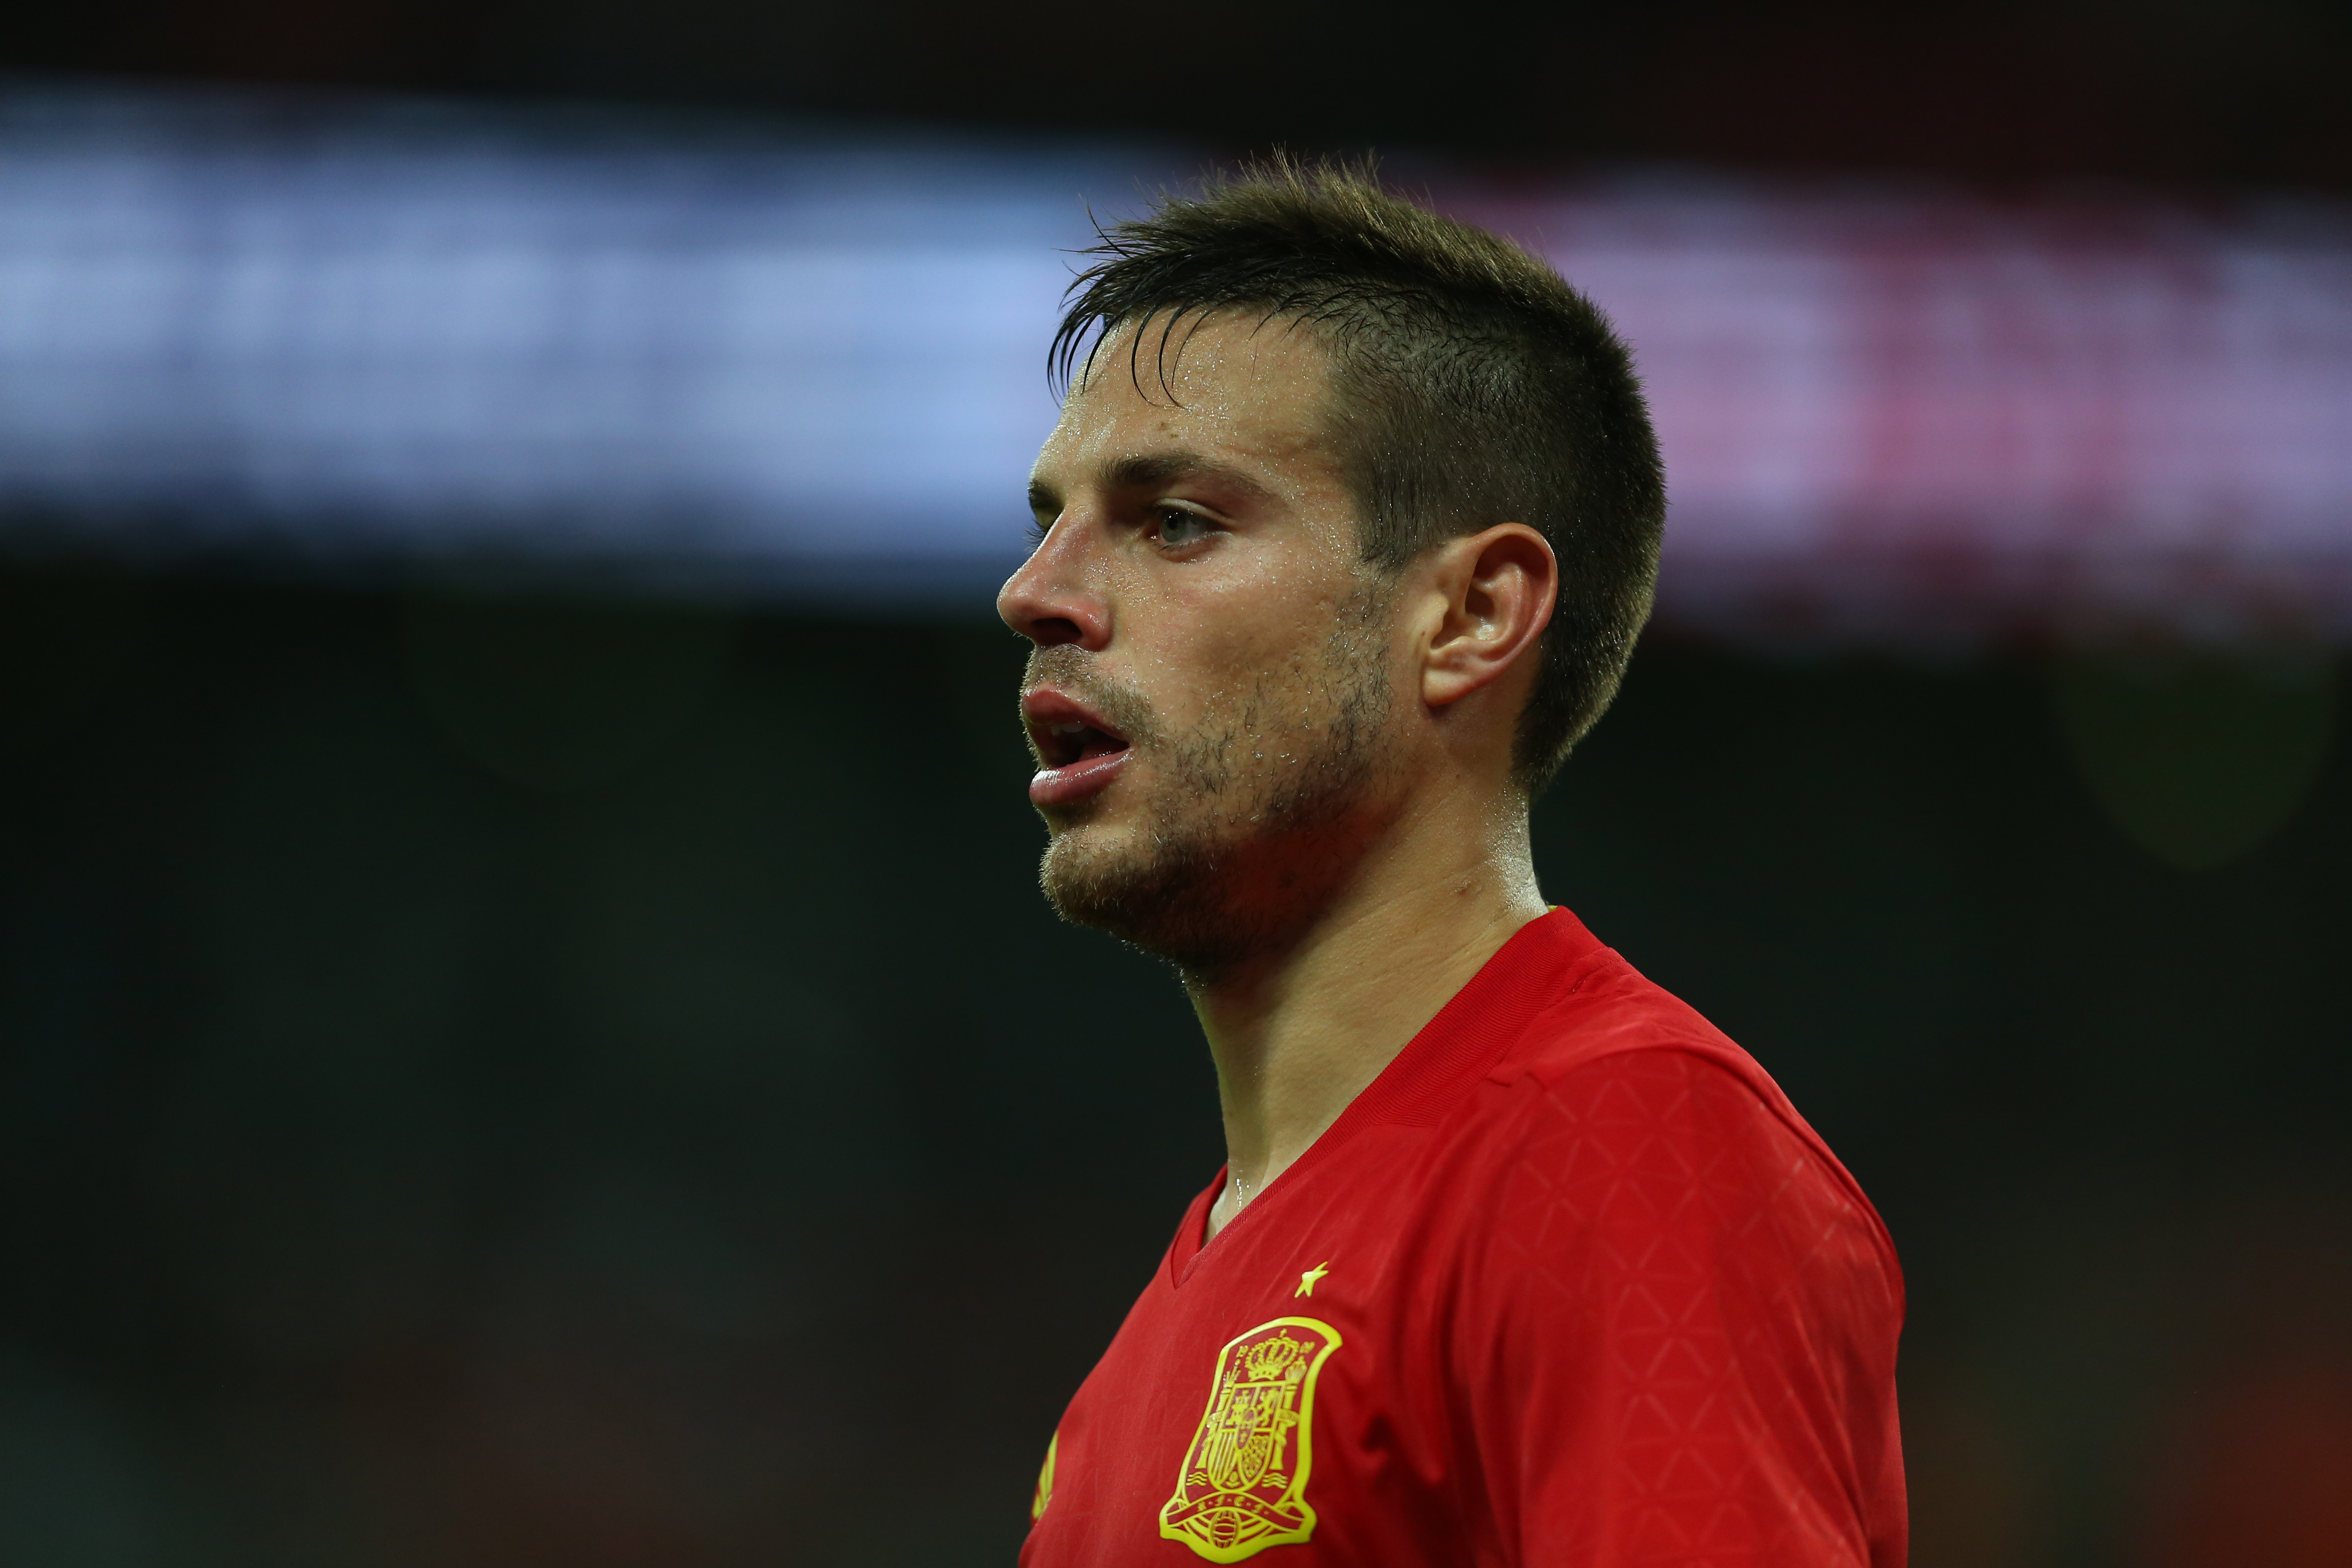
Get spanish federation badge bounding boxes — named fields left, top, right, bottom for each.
left=1159, top=1316, right=1344, bottom=1562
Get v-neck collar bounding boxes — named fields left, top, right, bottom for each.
left=1166, top=907, right=1609, bottom=1287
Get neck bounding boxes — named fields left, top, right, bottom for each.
left=1191, top=779, right=1547, bottom=1238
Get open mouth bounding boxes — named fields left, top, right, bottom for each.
left=1034, top=716, right=1130, bottom=769
left=1023, top=690, right=1133, bottom=807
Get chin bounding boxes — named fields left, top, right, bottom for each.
left=1039, top=803, right=1385, bottom=978
left=1036, top=659, right=1400, bottom=973
left=1039, top=826, right=1249, bottom=974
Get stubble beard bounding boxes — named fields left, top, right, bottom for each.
left=1030, top=600, right=1398, bottom=978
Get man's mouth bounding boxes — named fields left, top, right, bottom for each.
left=1024, top=690, right=1133, bottom=808
left=1035, top=717, right=1128, bottom=768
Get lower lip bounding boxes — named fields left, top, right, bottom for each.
left=1029, top=747, right=1130, bottom=808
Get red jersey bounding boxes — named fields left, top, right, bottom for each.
left=1020, top=907, right=1905, bottom=1568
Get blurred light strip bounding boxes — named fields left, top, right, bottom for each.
left=0, top=84, right=1112, bottom=595
left=2, top=84, right=2350, bottom=642
left=1461, top=186, right=2352, bottom=642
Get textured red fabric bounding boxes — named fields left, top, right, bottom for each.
left=1021, top=907, right=1906, bottom=1568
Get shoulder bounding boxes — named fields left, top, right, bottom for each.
left=1469, top=944, right=1902, bottom=1306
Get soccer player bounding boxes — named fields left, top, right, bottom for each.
left=1001, top=161, right=1905, bottom=1567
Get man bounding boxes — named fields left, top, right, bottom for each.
left=1001, top=160, right=1905, bottom=1567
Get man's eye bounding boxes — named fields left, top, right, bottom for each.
left=1154, top=507, right=1214, bottom=548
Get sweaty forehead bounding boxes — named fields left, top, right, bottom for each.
left=1050, top=310, right=1338, bottom=465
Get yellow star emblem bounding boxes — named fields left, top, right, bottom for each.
left=1295, top=1261, right=1331, bottom=1297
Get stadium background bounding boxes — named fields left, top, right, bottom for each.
left=4, top=3, right=2352, bottom=1564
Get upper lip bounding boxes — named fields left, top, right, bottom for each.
left=1021, top=687, right=1131, bottom=768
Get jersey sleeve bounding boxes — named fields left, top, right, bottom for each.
left=1462, top=1046, right=1906, bottom=1568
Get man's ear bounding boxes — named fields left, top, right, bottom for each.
left=1421, top=524, right=1558, bottom=710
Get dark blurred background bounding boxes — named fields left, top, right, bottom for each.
left=12, top=0, right=2352, bottom=192
left=4, top=3, right=2352, bottom=1567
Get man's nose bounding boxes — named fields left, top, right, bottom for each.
left=998, top=522, right=1111, bottom=650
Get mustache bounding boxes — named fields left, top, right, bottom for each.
left=1024, top=644, right=1163, bottom=750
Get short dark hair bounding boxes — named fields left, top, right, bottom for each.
left=1052, top=157, right=1664, bottom=794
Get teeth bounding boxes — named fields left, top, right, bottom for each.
left=1048, top=721, right=1087, bottom=736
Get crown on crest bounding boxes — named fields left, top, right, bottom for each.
left=1240, top=1334, right=1312, bottom=1383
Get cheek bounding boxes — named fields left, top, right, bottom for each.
left=1167, top=575, right=1341, bottom=679
left=1175, top=596, right=1380, bottom=734
left=1112, top=526, right=1377, bottom=724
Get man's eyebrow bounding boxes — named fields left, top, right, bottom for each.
left=1102, top=451, right=1275, bottom=503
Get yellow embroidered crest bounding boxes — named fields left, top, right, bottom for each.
left=1159, top=1317, right=1343, bottom=1562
